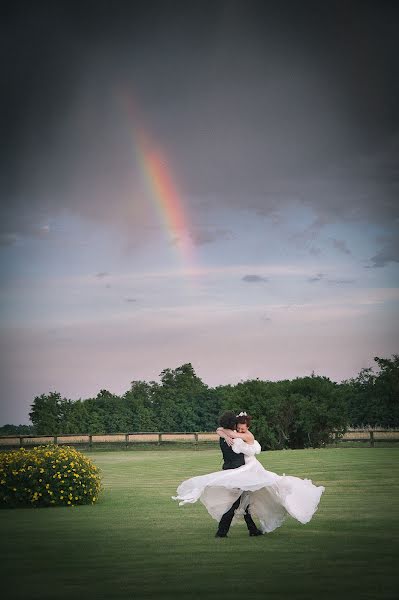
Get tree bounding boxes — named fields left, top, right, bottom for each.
left=0, top=424, right=36, bottom=435
left=372, top=355, right=399, bottom=426
left=85, top=398, right=106, bottom=434
left=344, top=355, right=399, bottom=427
left=58, top=399, right=91, bottom=433
left=124, top=380, right=159, bottom=431
left=93, top=390, right=130, bottom=433
left=288, top=376, right=347, bottom=448
left=29, top=392, right=62, bottom=435
left=215, top=376, right=347, bottom=449
left=153, top=363, right=214, bottom=431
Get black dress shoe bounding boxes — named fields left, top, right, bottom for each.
left=249, top=529, right=263, bottom=536
left=215, top=531, right=228, bottom=538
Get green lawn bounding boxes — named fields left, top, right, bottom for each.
left=1, top=448, right=398, bottom=600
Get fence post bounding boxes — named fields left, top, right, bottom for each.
left=19, top=436, right=23, bottom=448
left=53, top=435, right=58, bottom=446
left=89, top=434, right=92, bottom=449
left=125, top=433, right=129, bottom=449
left=194, top=432, right=198, bottom=449
left=158, top=433, right=162, bottom=445
left=370, top=431, right=374, bottom=447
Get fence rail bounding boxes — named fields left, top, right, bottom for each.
left=0, top=431, right=220, bottom=448
left=338, top=430, right=399, bottom=447
left=0, top=430, right=398, bottom=449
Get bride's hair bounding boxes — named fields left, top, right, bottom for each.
left=236, top=412, right=252, bottom=426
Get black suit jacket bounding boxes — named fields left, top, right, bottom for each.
left=219, top=438, right=245, bottom=470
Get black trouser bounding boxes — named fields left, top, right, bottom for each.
left=217, top=495, right=258, bottom=535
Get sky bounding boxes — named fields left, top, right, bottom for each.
left=1, top=0, right=398, bottom=424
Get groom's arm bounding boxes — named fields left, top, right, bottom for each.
left=216, top=427, right=234, bottom=446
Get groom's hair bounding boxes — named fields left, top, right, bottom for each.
left=218, top=411, right=237, bottom=429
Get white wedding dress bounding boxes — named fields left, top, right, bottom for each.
left=172, top=438, right=325, bottom=533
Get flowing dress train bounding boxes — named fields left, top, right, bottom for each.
left=172, top=438, right=325, bottom=533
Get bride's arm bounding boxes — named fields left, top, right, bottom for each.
left=233, top=439, right=259, bottom=456
left=217, top=427, right=254, bottom=444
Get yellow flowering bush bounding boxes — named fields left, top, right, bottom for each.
left=0, top=445, right=102, bottom=508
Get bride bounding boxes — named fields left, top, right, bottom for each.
left=172, top=412, right=325, bottom=535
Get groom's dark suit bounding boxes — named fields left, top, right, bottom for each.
left=220, top=437, right=245, bottom=470
left=216, top=438, right=258, bottom=536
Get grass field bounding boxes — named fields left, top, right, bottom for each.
left=1, top=448, right=398, bottom=600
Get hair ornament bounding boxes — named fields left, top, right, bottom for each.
left=236, top=411, right=247, bottom=417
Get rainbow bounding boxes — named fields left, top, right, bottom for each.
left=122, top=95, right=194, bottom=271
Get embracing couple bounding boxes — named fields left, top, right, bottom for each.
left=215, top=410, right=263, bottom=537
left=173, top=410, right=325, bottom=537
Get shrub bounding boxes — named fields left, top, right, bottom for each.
left=0, top=445, right=102, bottom=508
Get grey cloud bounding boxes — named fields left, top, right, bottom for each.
left=309, top=246, right=322, bottom=256
left=0, top=234, right=17, bottom=247
left=331, top=238, right=351, bottom=255
left=289, top=217, right=327, bottom=251
left=0, top=222, right=52, bottom=244
left=307, top=273, right=324, bottom=283
left=125, top=298, right=136, bottom=303
left=96, top=272, right=109, bottom=279
left=190, top=228, right=233, bottom=246
left=282, top=304, right=306, bottom=310
left=327, top=279, right=356, bottom=285
left=45, top=329, right=73, bottom=343
left=369, top=236, right=399, bottom=267
left=242, top=275, right=268, bottom=283
left=261, top=315, right=272, bottom=322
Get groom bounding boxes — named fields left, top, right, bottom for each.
left=215, top=411, right=262, bottom=538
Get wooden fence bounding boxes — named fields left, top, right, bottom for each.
left=0, top=429, right=398, bottom=449
left=0, top=431, right=220, bottom=449
left=338, top=429, right=399, bottom=447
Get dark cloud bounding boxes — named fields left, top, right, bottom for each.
left=0, top=223, right=51, bottom=245
left=125, top=298, right=136, bottom=303
left=190, top=228, right=233, bottom=246
left=331, top=238, right=351, bottom=255
left=369, top=236, right=399, bottom=268
left=307, top=273, right=324, bottom=283
left=1, top=1, right=398, bottom=244
left=289, top=217, right=328, bottom=252
left=261, top=315, right=272, bottom=322
left=242, top=275, right=268, bottom=283
left=0, top=234, right=17, bottom=247
left=96, top=272, right=109, bottom=279
left=327, top=279, right=356, bottom=285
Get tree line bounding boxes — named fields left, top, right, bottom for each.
left=1, top=355, right=398, bottom=450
